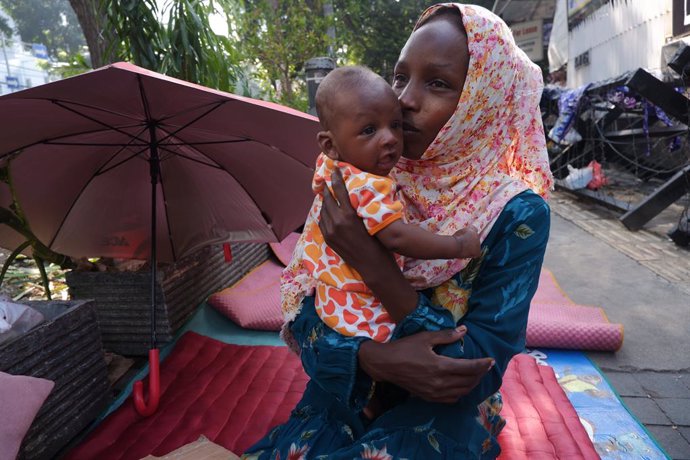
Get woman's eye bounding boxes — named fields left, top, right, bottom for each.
left=392, top=74, right=407, bottom=87
left=361, top=126, right=376, bottom=135
left=430, top=80, right=449, bottom=89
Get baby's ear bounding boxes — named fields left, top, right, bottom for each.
left=317, top=131, right=338, bottom=160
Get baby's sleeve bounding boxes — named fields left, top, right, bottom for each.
left=346, top=173, right=403, bottom=235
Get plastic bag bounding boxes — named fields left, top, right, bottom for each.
left=0, top=297, right=45, bottom=344
left=563, top=164, right=593, bottom=190
left=586, top=160, right=608, bottom=190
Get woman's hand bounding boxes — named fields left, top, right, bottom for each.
left=358, top=327, right=494, bottom=403
left=319, top=169, right=418, bottom=321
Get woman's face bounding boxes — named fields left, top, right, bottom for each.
left=393, top=17, right=469, bottom=160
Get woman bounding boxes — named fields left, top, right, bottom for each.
left=245, top=3, right=553, bottom=459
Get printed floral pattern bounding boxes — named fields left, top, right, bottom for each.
left=282, top=3, right=553, bottom=327
left=302, top=154, right=404, bottom=341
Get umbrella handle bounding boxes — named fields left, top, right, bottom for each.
left=133, top=348, right=160, bottom=416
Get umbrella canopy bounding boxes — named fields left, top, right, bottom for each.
left=0, top=62, right=319, bottom=263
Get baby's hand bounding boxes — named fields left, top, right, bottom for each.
left=453, top=227, right=481, bottom=259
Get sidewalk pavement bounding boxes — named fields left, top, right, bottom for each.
left=546, top=191, right=690, bottom=460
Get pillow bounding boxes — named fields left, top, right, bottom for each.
left=0, top=372, right=55, bottom=460
left=207, top=260, right=283, bottom=331
left=268, top=232, right=301, bottom=266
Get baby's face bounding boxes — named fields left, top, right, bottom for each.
left=330, top=88, right=403, bottom=177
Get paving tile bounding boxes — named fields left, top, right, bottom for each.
left=645, top=425, right=690, bottom=460
left=635, top=373, right=690, bottom=399
left=679, top=426, right=690, bottom=443
left=622, top=396, right=670, bottom=425
left=550, top=192, right=690, bottom=290
left=656, top=398, right=690, bottom=426
left=605, top=371, right=649, bottom=397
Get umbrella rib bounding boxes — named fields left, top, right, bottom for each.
left=52, top=100, right=149, bottom=144
left=156, top=101, right=227, bottom=144
left=162, top=139, right=249, bottom=146
left=47, top=126, right=151, bottom=248
left=0, top=124, right=145, bottom=162
left=45, top=141, right=149, bottom=147
left=155, top=126, right=277, bottom=238
left=157, top=145, right=224, bottom=169
left=95, top=144, right=150, bottom=176
left=45, top=98, right=143, bottom=122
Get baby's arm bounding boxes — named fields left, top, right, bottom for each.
left=376, top=220, right=480, bottom=259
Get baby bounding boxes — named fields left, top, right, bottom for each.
left=297, top=66, right=480, bottom=343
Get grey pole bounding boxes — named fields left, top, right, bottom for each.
left=305, top=57, right=336, bottom=116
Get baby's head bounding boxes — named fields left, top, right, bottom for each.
left=315, top=66, right=403, bottom=177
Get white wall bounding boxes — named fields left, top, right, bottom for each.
left=0, top=10, right=54, bottom=96
left=567, top=0, right=672, bottom=87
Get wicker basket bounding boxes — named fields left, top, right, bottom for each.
left=66, top=242, right=269, bottom=356
left=0, top=299, right=110, bottom=460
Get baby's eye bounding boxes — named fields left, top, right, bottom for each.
left=391, top=120, right=402, bottom=130
left=361, top=126, right=376, bottom=135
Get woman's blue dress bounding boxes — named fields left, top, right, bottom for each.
left=243, top=191, right=550, bottom=460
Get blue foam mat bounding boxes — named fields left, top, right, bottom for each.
left=526, top=348, right=670, bottom=460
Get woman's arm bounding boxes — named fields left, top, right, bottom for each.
left=318, top=169, right=494, bottom=404
left=319, top=168, right=418, bottom=322
left=360, top=192, right=550, bottom=405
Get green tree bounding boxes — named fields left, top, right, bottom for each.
left=333, top=0, right=495, bottom=81
left=68, top=0, right=242, bottom=92
left=237, top=0, right=331, bottom=110
left=333, top=0, right=435, bottom=81
left=0, top=0, right=86, bottom=56
left=0, top=14, right=11, bottom=38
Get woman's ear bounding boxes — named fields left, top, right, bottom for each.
left=317, top=131, right=339, bottom=160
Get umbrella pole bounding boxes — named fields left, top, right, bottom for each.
left=133, top=123, right=161, bottom=416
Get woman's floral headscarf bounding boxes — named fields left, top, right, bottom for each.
left=391, top=3, right=553, bottom=287
left=280, top=3, right=553, bottom=331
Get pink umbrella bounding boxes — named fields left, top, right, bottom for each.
left=0, top=62, right=319, bottom=415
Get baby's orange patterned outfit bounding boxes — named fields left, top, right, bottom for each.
left=301, top=154, right=403, bottom=342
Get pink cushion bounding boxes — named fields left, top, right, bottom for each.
left=498, top=355, right=599, bottom=459
left=207, top=260, right=283, bottom=331
left=0, top=371, right=55, bottom=460
left=268, top=232, right=301, bottom=266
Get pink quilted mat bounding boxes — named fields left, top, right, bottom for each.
left=497, top=354, right=599, bottom=459
left=66, top=333, right=597, bottom=459
left=65, top=332, right=308, bottom=460
left=207, top=260, right=283, bottom=331
left=527, top=269, right=624, bottom=351
left=268, top=232, right=301, bottom=266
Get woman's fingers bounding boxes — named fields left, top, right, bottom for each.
left=330, top=168, right=355, bottom=215
left=425, top=326, right=466, bottom=346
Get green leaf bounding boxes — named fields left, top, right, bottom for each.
left=514, top=224, right=535, bottom=239
left=428, top=431, right=441, bottom=454
left=300, top=429, right=316, bottom=441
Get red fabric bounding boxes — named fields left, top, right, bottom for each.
left=65, top=333, right=308, bottom=460
left=207, top=260, right=283, bottom=331
left=67, top=334, right=597, bottom=460
left=223, top=243, right=233, bottom=263
left=528, top=269, right=624, bottom=351
left=497, top=355, right=599, bottom=459
left=268, top=232, right=301, bottom=266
